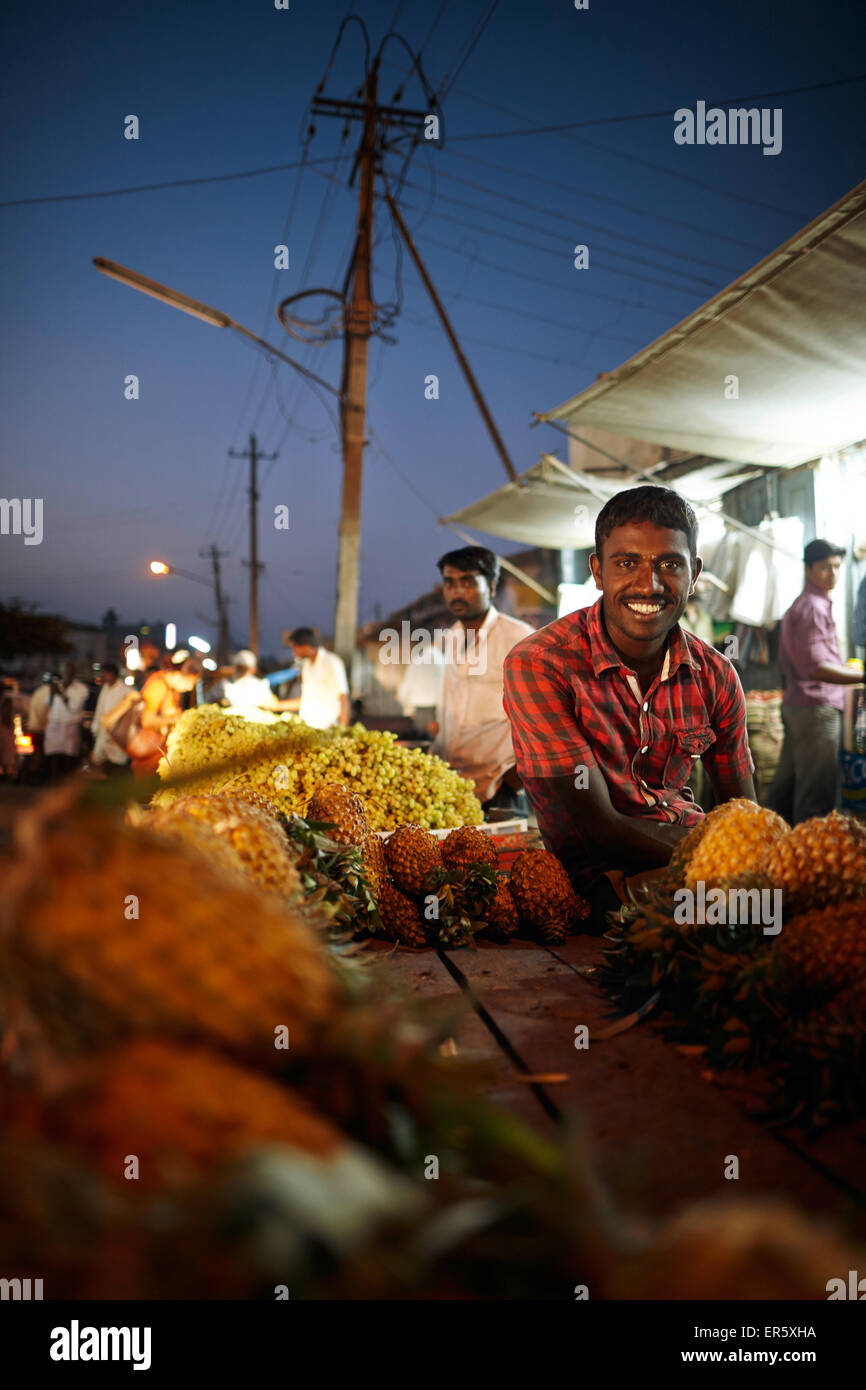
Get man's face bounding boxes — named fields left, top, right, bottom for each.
left=806, top=556, right=841, bottom=593
left=441, top=566, right=491, bottom=621
left=292, top=644, right=316, bottom=663
left=62, top=663, right=75, bottom=684
left=590, top=519, right=700, bottom=653
left=100, top=669, right=117, bottom=686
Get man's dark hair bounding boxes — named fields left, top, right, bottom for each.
left=290, top=626, right=318, bottom=649
left=101, top=662, right=119, bottom=677
left=437, top=546, right=500, bottom=591
left=594, top=485, right=698, bottom=561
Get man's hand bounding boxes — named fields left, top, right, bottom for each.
left=547, top=765, right=694, bottom=869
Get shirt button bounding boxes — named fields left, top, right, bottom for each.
left=661, top=800, right=668, bottom=806
left=642, top=702, right=648, bottom=711
left=641, top=745, right=648, bottom=754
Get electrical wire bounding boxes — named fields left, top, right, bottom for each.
left=0, top=153, right=356, bottom=209
left=435, top=0, right=502, bottom=102
left=400, top=305, right=616, bottom=371
left=446, top=71, right=866, bottom=142
left=444, top=147, right=768, bottom=253
left=422, top=70, right=813, bottom=219
left=416, top=228, right=691, bottom=316
left=393, top=195, right=721, bottom=296
left=397, top=171, right=743, bottom=277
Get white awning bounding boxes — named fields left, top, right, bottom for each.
left=539, top=180, right=866, bottom=467
left=441, top=454, right=760, bottom=550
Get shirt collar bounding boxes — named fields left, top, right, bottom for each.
left=451, top=605, right=498, bottom=633
left=804, top=580, right=832, bottom=605
left=586, top=596, right=698, bottom=678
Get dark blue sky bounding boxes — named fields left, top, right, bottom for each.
left=2, top=0, right=864, bottom=657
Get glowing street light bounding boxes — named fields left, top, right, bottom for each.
left=188, top=635, right=211, bottom=653
left=150, top=560, right=170, bottom=575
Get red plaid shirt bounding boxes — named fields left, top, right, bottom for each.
left=503, top=598, right=754, bottom=891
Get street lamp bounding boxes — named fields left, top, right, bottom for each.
left=149, top=559, right=211, bottom=587
left=94, top=259, right=340, bottom=399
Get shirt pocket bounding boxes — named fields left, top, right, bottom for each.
left=663, top=724, right=716, bottom=789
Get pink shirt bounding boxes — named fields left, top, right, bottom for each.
left=778, top=582, right=845, bottom=711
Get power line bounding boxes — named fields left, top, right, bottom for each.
left=398, top=170, right=744, bottom=276
left=445, top=147, right=768, bottom=252
left=393, top=194, right=721, bottom=297
left=438, top=286, right=646, bottom=346
left=0, top=152, right=355, bottom=209
left=402, top=306, right=615, bottom=371
left=446, top=71, right=866, bottom=141
left=418, top=229, right=685, bottom=316
left=436, top=0, right=502, bottom=101
left=397, top=58, right=812, bottom=219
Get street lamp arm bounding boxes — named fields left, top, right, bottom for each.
left=94, top=256, right=342, bottom=399
left=151, top=563, right=213, bottom=587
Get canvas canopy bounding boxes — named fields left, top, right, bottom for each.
left=538, top=180, right=866, bottom=468
left=441, top=454, right=760, bottom=550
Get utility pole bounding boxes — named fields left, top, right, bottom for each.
left=311, top=65, right=427, bottom=669
left=199, top=543, right=231, bottom=665
left=229, top=432, right=276, bottom=657
left=336, top=60, right=376, bottom=670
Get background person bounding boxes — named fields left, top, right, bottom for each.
left=432, top=546, right=534, bottom=815
left=44, top=661, right=89, bottom=781
left=130, top=651, right=203, bottom=776
left=90, top=662, right=129, bottom=774
left=767, top=539, right=865, bottom=824
left=285, top=627, right=349, bottom=729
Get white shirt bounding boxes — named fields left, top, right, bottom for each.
left=433, top=606, right=535, bottom=803
left=223, top=673, right=276, bottom=714
left=299, top=648, right=349, bottom=729
left=27, top=683, right=52, bottom=733
left=44, top=679, right=89, bottom=757
left=91, top=680, right=130, bottom=765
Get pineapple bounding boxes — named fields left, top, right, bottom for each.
left=441, top=827, right=498, bottom=873
left=509, top=848, right=582, bottom=937
left=761, top=811, right=866, bottom=916
left=384, top=825, right=442, bottom=896
left=776, top=900, right=866, bottom=995
left=485, top=874, right=520, bottom=940
left=306, top=784, right=369, bottom=846
left=618, top=1197, right=864, bottom=1300
left=38, top=1040, right=343, bottom=1191
left=140, top=793, right=302, bottom=901
left=361, top=831, right=386, bottom=900
left=0, top=795, right=338, bottom=1077
left=377, top=881, right=428, bottom=948
left=667, top=816, right=711, bottom=884
left=684, top=799, right=787, bottom=892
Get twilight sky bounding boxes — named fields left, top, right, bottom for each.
left=2, top=0, right=865, bottom=659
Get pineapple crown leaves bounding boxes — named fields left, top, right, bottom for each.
left=420, top=863, right=498, bottom=947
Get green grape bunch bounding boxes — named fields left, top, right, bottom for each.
left=152, top=707, right=483, bottom=831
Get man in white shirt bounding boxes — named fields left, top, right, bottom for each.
left=431, top=547, right=534, bottom=813
left=286, top=627, right=350, bottom=729
left=222, top=650, right=280, bottom=715
left=44, top=661, right=90, bottom=780
left=90, top=662, right=130, bottom=772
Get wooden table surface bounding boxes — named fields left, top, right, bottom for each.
left=368, top=935, right=866, bottom=1232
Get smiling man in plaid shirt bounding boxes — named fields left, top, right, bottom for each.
left=503, top=485, right=755, bottom=925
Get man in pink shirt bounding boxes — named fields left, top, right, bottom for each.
left=768, top=539, right=864, bottom=824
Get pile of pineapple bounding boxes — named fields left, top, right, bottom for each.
left=2, top=781, right=865, bottom=1298
left=299, top=784, right=590, bottom=949
left=152, top=704, right=483, bottom=831
left=604, top=800, right=866, bottom=1126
